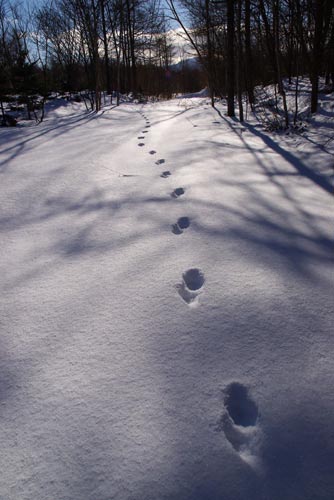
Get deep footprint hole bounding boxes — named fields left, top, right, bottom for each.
left=183, top=268, right=204, bottom=291
left=224, top=383, right=258, bottom=427
left=178, top=217, right=190, bottom=229
left=173, top=187, right=185, bottom=197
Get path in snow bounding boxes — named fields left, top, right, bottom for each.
left=142, top=109, right=203, bottom=307
left=0, top=97, right=333, bottom=500
left=136, top=107, right=204, bottom=306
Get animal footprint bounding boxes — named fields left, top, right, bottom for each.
left=149, top=150, right=156, bottom=155
left=155, top=159, right=165, bottom=165
left=224, top=383, right=258, bottom=427
left=220, top=383, right=262, bottom=469
left=142, top=131, right=148, bottom=134
left=176, top=268, right=204, bottom=306
left=138, top=136, right=145, bottom=139
left=161, top=171, right=171, bottom=178
left=172, top=217, right=190, bottom=235
left=171, top=187, right=185, bottom=198
left=138, top=143, right=145, bottom=147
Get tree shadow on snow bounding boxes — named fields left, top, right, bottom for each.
left=0, top=109, right=97, bottom=173
left=214, top=108, right=333, bottom=196
left=260, top=408, right=334, bottom=500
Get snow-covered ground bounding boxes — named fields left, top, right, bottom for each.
left=0, top=90, right=333, bottom=500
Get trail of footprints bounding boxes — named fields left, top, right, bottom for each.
left=136, top=110, right=260, bottom=466
left=137, top=108, right=205, bottom=307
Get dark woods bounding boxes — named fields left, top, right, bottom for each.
left=0, top=0, right=333, bottom=122
left=168, top=0, right=333, bottom=120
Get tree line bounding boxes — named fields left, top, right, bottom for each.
left=1, top=0, right=333, bottom=123
left=169, top=0, right=333, bottom=122
left=0, top=0, right=182, bottom=116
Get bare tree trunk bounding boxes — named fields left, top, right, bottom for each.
left=205, top=0, right=215, bottom=107
left=273, top=0, right=289, bottom=127
left=227, top=0, right=235, bottom=117
left=311, top=0, right=325, bottom=113
left=237, top=0, right=244, bottom=122
left=294, top=71, right=300, bottom=126
left=125, top=0, right=137, bottom=95
left=109, top=1, right=122, bottom=105
left=244, top=0, right=254, bottom=108
left=101, top=0, right=112, bottom=97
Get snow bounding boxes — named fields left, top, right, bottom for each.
left=0, top=90, right=333, bottom=500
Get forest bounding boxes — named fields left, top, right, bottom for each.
left=0, top=0, right=333, bottom=121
